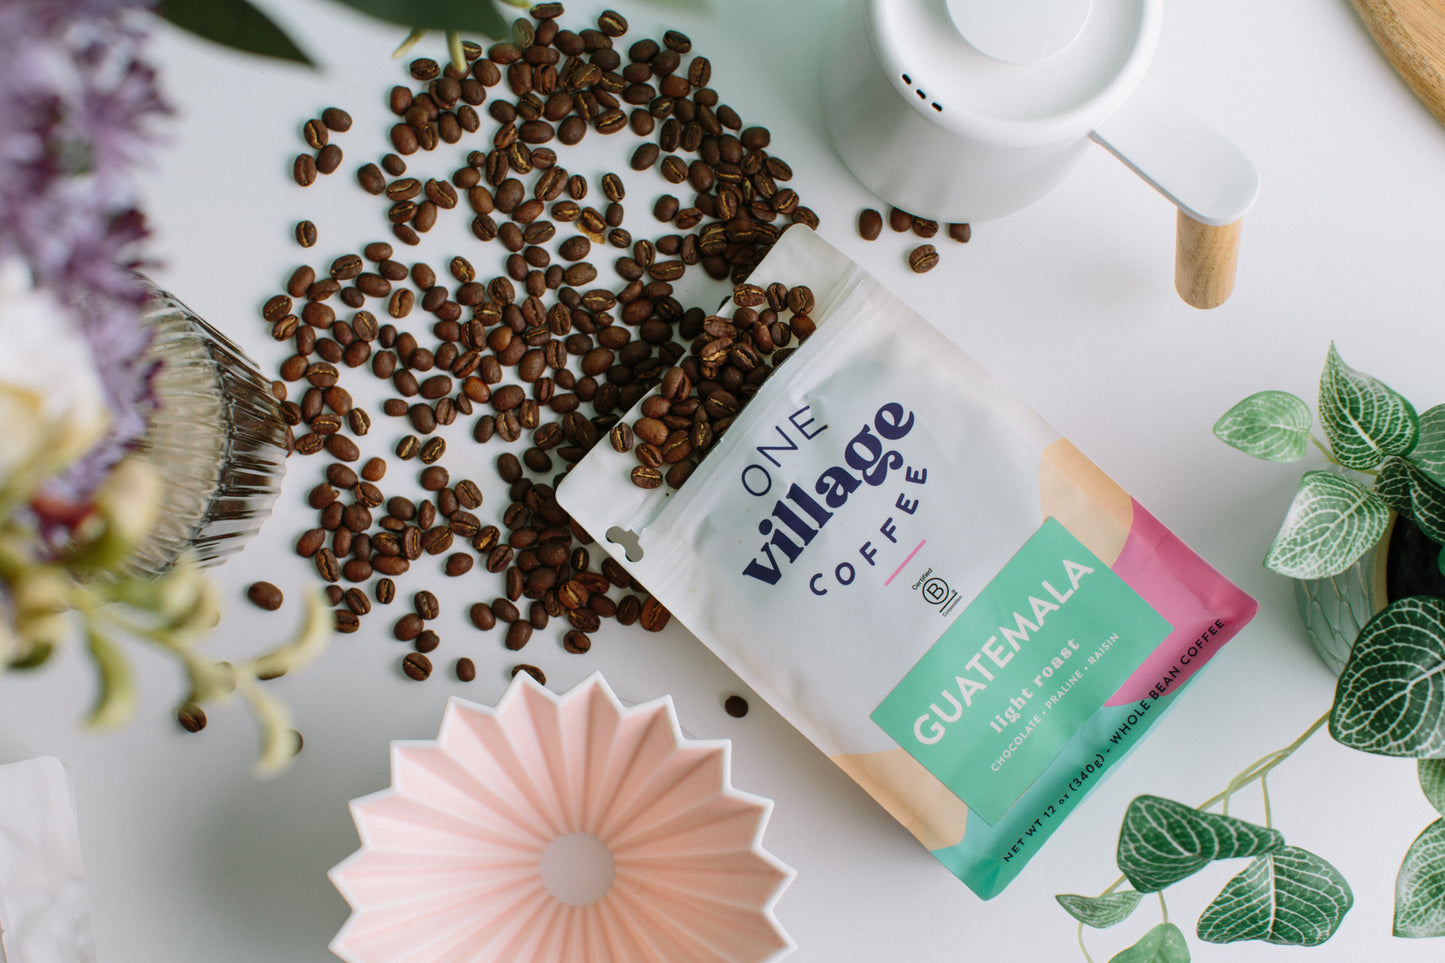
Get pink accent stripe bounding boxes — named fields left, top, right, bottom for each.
left=886, top=540, right=925, bottom=586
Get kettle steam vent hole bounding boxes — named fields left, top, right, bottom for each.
left=899, top=73, right=943, bottom=112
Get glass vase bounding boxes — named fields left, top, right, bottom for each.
left=121, top=285, right=288, bottom=578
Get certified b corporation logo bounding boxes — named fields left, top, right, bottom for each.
left=912, top=567, right=960, bottom=616
left=921, top=577, right=950, bottom=605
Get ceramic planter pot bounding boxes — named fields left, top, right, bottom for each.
left=1295, top=515, right=1445, bottom=674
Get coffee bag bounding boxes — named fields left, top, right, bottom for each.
left=559, top=226, right=1256, bottom=898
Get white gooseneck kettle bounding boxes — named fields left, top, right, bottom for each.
left=822, top=0, right=1259, bottom=308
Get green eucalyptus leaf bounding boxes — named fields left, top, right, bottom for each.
left=1055, top=891, right=1143, bottom=928
left=1408, top=405, right=1445, bottom=490
left=1318, top=342, right=1418, bottom=469
left=1422, top=759, right=1445, bottom=816
left=331, top=0, right=508, bottom=37
left=1395, top=818, right=1445, bottom=937
left=1197, top=845, right=1352, bottom=946
left=156, top=0, right=314, bottom=65
left=1331, top=596, right=1445, bottom=756
left=1117, top=795, right=1285, bottom=893
left=1213, top=391, right=1312, bottom=462
left=1107, top=922, right=1191, bottom=963
left=1376, top=457, right=1417, bottom=519
left=1264, top=471, right=1391, bottom=579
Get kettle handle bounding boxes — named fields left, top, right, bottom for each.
left=1090, top=76, right=1258, bottom=310
left=1175, top=213, right=1241, bottom=310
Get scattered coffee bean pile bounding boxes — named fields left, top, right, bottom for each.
left=254, top=3, right=817, bottom=693
left=613, top=281, right=814, bottom=491
left=857, top=206, right=970, bottom=273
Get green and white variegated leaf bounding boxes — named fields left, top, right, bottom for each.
left=1108, top=922, right=1191, bottom=963
left=1331, top=596, right=1445, bottom=757
left=1376, top=457, right=1417, bottom=519
left=1318, top=342, right=1418, bottom=469
left=1422, top=759, right=1445, bottom=816
left=1197, top=845, right=1352, bottom=946
left=1055, top=891, right=1143, bottom=929
left=1264, top=471, right=1391, bottom=579
left=1395, top=819, right=1445, bottom=937
left=1409, top=405, right=1445, bottom=490
left=1213, top=391, right=1312, bottom=462
left=1403, top=460, right=1445, bottom=545
left=1117, top=795, right=1285, bottom=893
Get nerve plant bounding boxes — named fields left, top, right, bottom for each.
left=1057, top=344, right=1445, bottom=959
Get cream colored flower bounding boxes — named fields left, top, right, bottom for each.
left=0, top=261, right=110, bottom=498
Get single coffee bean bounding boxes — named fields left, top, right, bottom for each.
left=505, top=620, right=533, bottom=650
left=455, top=657, right=477, bottom=682
left=414, top=630, right=440, bottom=653
left=316, top=143, right=343, bottom=175
left=445, top=553, right=474, bottom=576
left=344, top=587, right=371, bottom=616
left=889, top=207, right=913, bottom=232
left=908, top=244, right=940, bottom=273
left=176, top=702, right=207, bottom=733
left=293, top=154, right=317, bottom=186
left=858, top=208, right=883, bottom=241
left=948, top=222, right=972, bottom=243
left=911, top=217, right=939, bottom=239
left=375, top=578, right=397, bottom=604
left=639, top=595, right=671, bottom=631
left=413, top=590, right=440, bottom=620
left=246, top=581, right=284, bottom=610
left=469, top=602, right=497, bottom=631
left=402, top=652, right=432, bottom=681
left=394, top=612, right=424, bottom=641
left=322, top=106, right=352, bottom=131
left=303, top=117, right=329, bottom=149
left=724, top=694, right=750, bottom=718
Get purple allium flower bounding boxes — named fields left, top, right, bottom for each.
left=0, top=0, right=170, bottom=517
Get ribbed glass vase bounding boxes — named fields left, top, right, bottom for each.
left=122, top=286, right=287, bottom=578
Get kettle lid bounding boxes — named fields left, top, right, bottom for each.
left=865, top=0, right=1161, bottom=147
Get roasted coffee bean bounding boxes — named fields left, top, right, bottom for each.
left=454, top=657, right=477, bottom=682
left=176, top=702, right=207, bottom=732
left=413, top=629, right=440, bottom=653
left=724, top=694, right=750, bottom=718
left=402, top=652, right=432, bottom=680
left=293, top=154, right=317, bottom=186
left=413, top=590, right=440, bottom=620
left=889, top=207, right=913, bottom=232
left=420, top=465, right=450, bottom=490
left=505, top=620, right=533, bottom=650
left=639, top=595, right=671, bottom=631
left=246, top=581, right=284, bottom=610
left=948, top=222, right=972, bottom=243
left=316, top=144, right=343, bottom=174
left=858, top=208, right=883, bottom=241
left=326, top=434, right=360, bottom=461
left=908, top=244, right=940, bottom=273
left=616, top=593, right=642, bottom=625
left=444, top=553, right=473, bottom=577
left=322, top=106, right=352, bottom=132
left=911, top=217, right=939, bottom=239
left=394, top=612, right=424, bottom=641
left=468, top=602, right=497, bottom=631
left=375, top=578, right=397, bottom=605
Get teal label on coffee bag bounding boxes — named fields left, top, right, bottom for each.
left=871, top=518, right=1170, bottom=825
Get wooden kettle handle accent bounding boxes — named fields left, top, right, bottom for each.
left=1175, top=212, right=1242, bottom=309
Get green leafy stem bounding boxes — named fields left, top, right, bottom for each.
left=1061, top=712, right=1334, bottom=963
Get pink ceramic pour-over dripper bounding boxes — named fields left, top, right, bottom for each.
left=823, top=0, right=1259, bottom=308
left=329, top=673, right=795, bottom=963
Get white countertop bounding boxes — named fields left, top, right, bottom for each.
left=5, top=0, right=1445, bottom=960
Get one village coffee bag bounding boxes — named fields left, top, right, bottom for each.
left=558, top=226, right=1257, bottom=898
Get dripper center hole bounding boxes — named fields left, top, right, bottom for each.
left=541, top=832, right=616, bottom=906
